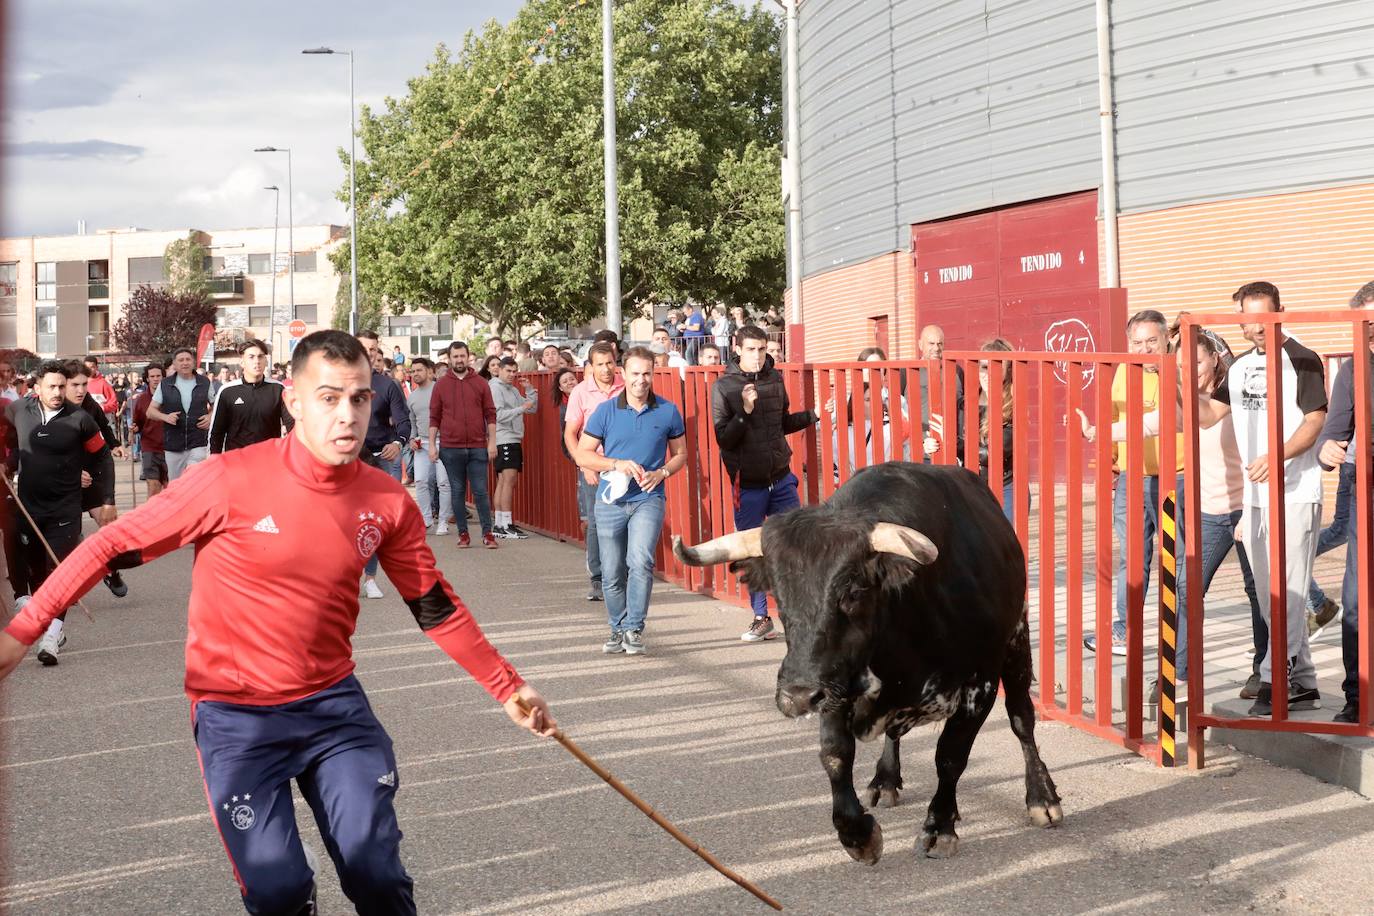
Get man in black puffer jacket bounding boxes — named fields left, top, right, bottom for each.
left=712, top=324, right=817, bottom=643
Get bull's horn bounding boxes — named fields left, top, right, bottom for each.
left=869, top=523, right=938, bottom=566
left=672, top=528, right=764, bottom=566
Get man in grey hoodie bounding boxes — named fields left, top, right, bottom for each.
left=490, top=357, right=538, bottom=538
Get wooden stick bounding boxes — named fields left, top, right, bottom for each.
left=513, top=696, right=782, bottom=910
left=1, top=472, right=95, bottom=622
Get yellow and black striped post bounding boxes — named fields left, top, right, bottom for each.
left=1158, top=494, right=1180, bottom=767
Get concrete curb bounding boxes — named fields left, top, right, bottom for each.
left=1209, top=697, right=1374, bottom=797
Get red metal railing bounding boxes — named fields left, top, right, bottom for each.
left=1180, top=312, right=1374, bottom=767
left=506, top=328, right=1369, bottom=768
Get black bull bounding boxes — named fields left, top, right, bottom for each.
left=674, top=462, right=1062, bottom=863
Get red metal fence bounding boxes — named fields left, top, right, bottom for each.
left=508, top=316, right=1371, bottom=768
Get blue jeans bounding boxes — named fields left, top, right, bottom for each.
left=1198, top=509, right=1263, bottom=680
left=1113, top=474, right=1188, bottom=659
left=439, top=447, right=493, bottom=537
left=733, top=473, right=802, bottom=616
left=595, top=496, right=666, bottom=634
left=1340, top=490, right=1369, bottom=704
left=364, top=452, right=402, bottom=577
left=1308, top=462, right=1356, bottom=608
left=577, top=476, right=602, bottom=585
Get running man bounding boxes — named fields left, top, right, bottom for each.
left=147, top=347, right=214, bottom=480
left=64, top=360, right=130, bottom=598
left=132, top=363, right=168, bottom=499
left=0, top=331, right=555, bottom=914
left=208, top=339, right=293, bottom=453
left=4, top=360, right=108, bottom=664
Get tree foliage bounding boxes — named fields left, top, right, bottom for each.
left=163, top=234, right=211, bottom=299
left=331, top=263, right=384, bottom=333
left=112, top=285, right=217, bottom=356
left=342, top=0, right=783, bottom=336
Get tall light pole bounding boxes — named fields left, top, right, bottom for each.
left=264, top=185, right=280, bottom=327
left=255, top=147, right=294, bottom=354
left=602, top=0, right=622, bottom=337
left=783, top=0, right=804, bottom=360
left=304, top=47, right=359, bottom=334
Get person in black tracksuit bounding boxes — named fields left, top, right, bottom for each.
left=64, top=361, right=130, bottom=598
left=711, top=325, right=817, bottom=643
left=208, top=339, right=293, bottom=453
left=5, top=361, right=109, bottom=664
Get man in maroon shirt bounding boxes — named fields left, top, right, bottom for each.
left=0, top=331, right=555, bottom=915
left=428, top=341, right=498, bottom=548
left=132, top=362, right=167, bottom=498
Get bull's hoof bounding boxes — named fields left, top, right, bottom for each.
left=865, top=786, right=901, bottom=809
left=840, top=818, right=884, bottom=866
left=920, top=831, right=959, bottom=859
left=1028, top=802, right=1064, bottom=828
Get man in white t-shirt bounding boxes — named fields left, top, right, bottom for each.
left=1198, top=281, right=1328, bottom=716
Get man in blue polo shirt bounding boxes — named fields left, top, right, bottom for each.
left=574, top=346, right=687, bottom=656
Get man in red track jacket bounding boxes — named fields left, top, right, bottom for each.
left=427, top=340, right=498, bottom=548
left=0, top=331, right=555, bottom=916
left=82, top=355, right=118, bottom=417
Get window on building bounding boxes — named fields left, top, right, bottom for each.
left=247, top=254, right=272, bottom=275
left=88, top=306, right=110, bottom=350
left=294, top=303, right=318, bottom=323
left=293, top=251, right=317, bottom=273
left=0, top=263, right=16, bottom=316
left=216, top=308, right=231, bottom=326
left=203, top=255, right=226, bottom=274
left=249, top=306, right=272, bottom=325
left=128, top=256, right=164, bottom=286
left=437, top=315, right=452, bottom=337
left=36, top=262, right=56, bottom=302
left=0, top=316, right=15, bottom=348
left=88, top=260, right=110, bottom=299
left=36, top=306, right=57, bottom=354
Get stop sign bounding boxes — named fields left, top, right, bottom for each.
left=288, top=319, right=308, bottom=339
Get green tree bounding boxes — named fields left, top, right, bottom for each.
left=163, top=234, right=211, bottom=299
left=342, top=0, right=782, bottom=337
left=330, top=262, right=385, bottom=333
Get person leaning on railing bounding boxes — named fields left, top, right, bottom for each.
left=1075, top=309, right=1188, bottom=663
left=970, top=338, right=1017, bottom=523
left=1314, top=279, right=1374, bottom=724
left=1078, top=329, right=1263, bottom=704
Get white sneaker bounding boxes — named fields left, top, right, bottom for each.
left=363, top=579, right=384, bottom=600
left=36, top=628, right=67, bottom=666
left=436, top=521, right=449, bottom=536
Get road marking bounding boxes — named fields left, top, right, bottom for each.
left=1, top=738, right=186, bottom=770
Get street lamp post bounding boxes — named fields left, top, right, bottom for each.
left=254, top=147, right=294, bottom=356
left=304, top=47, right=359, bottom=335
left=264, top=185, right=280, bottom=330
left=601, top=0, right=622, bottom=338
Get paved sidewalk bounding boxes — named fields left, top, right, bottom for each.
left=3, top=463, right=1374, bottom=914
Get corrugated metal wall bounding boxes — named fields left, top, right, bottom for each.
left=798, top=0, right=1099, bottom=279
left=796, top=0, right=1374, bottom=280
left=1112, top=0, right=1374, bottom=214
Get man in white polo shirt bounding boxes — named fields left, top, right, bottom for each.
left=1198, top=281, right=1328, bottom=717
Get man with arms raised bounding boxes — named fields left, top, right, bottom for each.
left=0, top=331, right=555, bottom=914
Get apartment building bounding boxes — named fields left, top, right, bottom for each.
left=0, top=224, right=348, bottom=358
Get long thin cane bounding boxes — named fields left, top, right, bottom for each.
left=513, top=696, right=782, bottom=911
left=1, top=472, right=94, bottom=622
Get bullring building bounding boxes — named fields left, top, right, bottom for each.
left=787, top=0, right=1374, bottom=361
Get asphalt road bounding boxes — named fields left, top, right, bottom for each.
left=4, top=512, right=1374, bottom=914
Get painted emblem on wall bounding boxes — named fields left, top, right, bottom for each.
left=1044, top=318, right=1097, bottom=389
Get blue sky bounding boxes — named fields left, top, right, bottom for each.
left=2, top=0, right=525, bottom=237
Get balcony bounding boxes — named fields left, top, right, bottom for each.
left=207, top=274, right=245, bottom=299
left=88, top=281, right=110, bottom=300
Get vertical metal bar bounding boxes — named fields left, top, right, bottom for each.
left=942, top=359, right=959, bottom=467
left=965, top=359, right=981, bottom=474
left=835, top=369, right=852, bottom=486
left=1013, top=362, right=1031, bottom=560
left=1266, top=321, right=1290, bottom=721
left=851, top=367, right=870, bottom=472
left=988, top=358, right=1005, bottom=505
left=888, top=363, right=908, bottom=463
left=1157, top=352, right=1179, bottom=767
left=818, top=367, right=837, bottom=500
left=602, top=0, right=622, bottom=335
left=1038, top=361, right=1057, bottom=708
left=1354, top=319, right=1372, bottom=729
left=1095, top=361, right=1115, bottom=727
left=1125, top=363, right=1145, bottom=740
left=1179, top=322, right=1206, bottom=767
left=1066, top=362, right=1084, bottom=717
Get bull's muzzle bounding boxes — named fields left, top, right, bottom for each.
left=777, top=684, right=826, bottom=718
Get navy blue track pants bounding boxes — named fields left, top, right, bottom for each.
left=732, top=472, right=802, bottom=616
left=194, top=675, right=415, bottom=916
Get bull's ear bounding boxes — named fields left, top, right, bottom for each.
left=861, top=552, right=922, bottom=594
left=729, top=558, right=772, bottom=594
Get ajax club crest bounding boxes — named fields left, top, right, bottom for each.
left=356, top=511, right=384, bottom=559
left=222, top=794, right=255, bottom=831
